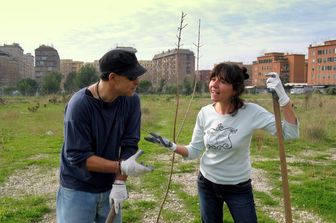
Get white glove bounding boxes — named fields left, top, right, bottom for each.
left=144, top=132, right=177, bottom=152
left=109, top=180, right=128, bottom=214
left=266, top=72, right=290, bottom=107
left=120, top=150, right=153, bottom=176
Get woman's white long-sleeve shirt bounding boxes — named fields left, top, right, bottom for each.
left=185, top=102, right=299, bottom=185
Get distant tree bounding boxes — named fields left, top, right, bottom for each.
left=157, top=78, right=166, bottom=93
left=42, top=72, right=62, bottom=94
left=182, top=77, right=192, bottom=95
left=17, top=78, right=38, bottom=96
left=76, top=64, right=99, bottom=88
left=202, top=81, right=209, bottom=93
left=280, top=73, right=289, bottom=85
left=195, top=80, right=203, bottom=93
left=3, top=86, right=17, bottom=95
left=166, top=84, right=178, bottom=94
left=138, top=80, right=152, bottom=93
left=64, top=72, right=78, bottom=94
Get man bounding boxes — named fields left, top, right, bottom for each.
left=56, top=49, right=153, bottom=223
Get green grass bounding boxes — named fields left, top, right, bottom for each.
left=0, top=93, right=335, bottom=222
left=0, top=196, right=49, bottom=223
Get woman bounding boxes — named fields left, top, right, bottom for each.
left=145, top=63, right=299, bottom=222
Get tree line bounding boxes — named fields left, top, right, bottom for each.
left=1, top=64, right=208, bottom=96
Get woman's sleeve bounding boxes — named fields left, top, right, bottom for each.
left=185, top=110, right=205, bottom=160
left=253, top=104, right=299, bottom=140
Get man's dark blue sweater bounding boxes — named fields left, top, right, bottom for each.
left=59, top=88, right=140, bottom=193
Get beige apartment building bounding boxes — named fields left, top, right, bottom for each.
left=0, top=43, right=35, bottom=82
left=60, top=59, right=84, bottom=89
left=60, top=59, right=84, bottom=76
left=152, top=49, right=195, bottom=88
left=252, top=52, right=305, bottom=87
left=308, top=40, right=336, bottom=85
left=23, top=53, right=35, bottom=78
left=138, top=59, right=155, bottom=81
left=0, top=51, right=19, bottom=86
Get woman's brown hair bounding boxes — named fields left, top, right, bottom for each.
left=209, top=63, right=249, bottom=116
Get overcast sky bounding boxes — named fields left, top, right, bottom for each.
left=1, top=0, right=335, bottom=69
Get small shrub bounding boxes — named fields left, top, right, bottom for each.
left=325, top=87, right=336, bottom=95
left=142, top=107, right=150, bottom=115
left=305, top=125, right=327, bottom=142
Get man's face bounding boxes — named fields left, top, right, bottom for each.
left=114, top=74, right=140, bottom=96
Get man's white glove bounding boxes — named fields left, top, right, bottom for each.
left=109, top=180, right=128, bottom=214
left=266, top=72, right=290, bottom=107
left=144, top=132, right=177, bottom=152
left=120, top=150, right=153, bottom=176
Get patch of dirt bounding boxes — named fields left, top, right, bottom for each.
left=0, top=165, right=59, bottom=198
left=170, top=165, right=325, bottom=223
left=1, top=150, right=331, bottom=223
left=172, top=171, right=198, bottom=197
left=329, top=148, right=336, bottom=160
left=0, top=165, right=58, bottom=223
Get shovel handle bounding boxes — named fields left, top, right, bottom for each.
left=272, top=96, right=293, bottom=223
left=105, top=203, right=116, bottom=223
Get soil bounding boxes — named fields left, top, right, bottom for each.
left=1, top=150, right=332, bottom=223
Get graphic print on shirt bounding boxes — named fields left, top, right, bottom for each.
left=206, top=123, right=237, bottom=151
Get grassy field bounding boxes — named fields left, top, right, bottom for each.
left=0, top=93, right=335, bottom=223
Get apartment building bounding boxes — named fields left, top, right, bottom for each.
left=0, top=43, right=34, bottom=80
left=34, top=45, right=60, bottom=82
left=308, top=40, right=336, bottom=86
left=199, top=70, right=211, bottom=83
left=60, top=59, right=84, bottom=76
left=60, top=59, right=84, bottom=89
left=23, top=53, right=35, bottom=78
left=286, top=54, right=306, bottom=83
left=138, top=59, right=155, bottom=82
left=152, top=49, right=195, bottom=88
left=0, top=51, right=19, bottom=86
left=252, top=52, right=305, bottom=87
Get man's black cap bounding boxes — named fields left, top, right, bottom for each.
left=99, top=49, right=147, bottom=79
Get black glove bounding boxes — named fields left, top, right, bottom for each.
left=144, top=132, right=176, bottom=152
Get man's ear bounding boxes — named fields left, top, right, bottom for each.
left=108, top=72, right=116, bottom=81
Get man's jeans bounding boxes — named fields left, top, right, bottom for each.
left=197, top=172, right=258, bottom=223
left=56, top=186, right=122, bottom=223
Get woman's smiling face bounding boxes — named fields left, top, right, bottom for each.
left=209, top=76, right=235, bottom=103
